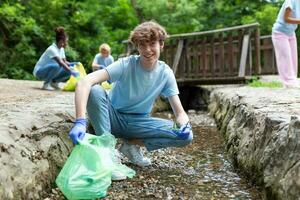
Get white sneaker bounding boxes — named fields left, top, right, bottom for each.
left=50, top=82, right=61, bottom=90
left=119, top=141, right=151, bottom=167
left=111, top=149, right=127, bottom=181
left=42, top=82, right=54, bottom=91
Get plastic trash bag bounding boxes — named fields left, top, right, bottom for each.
left=63, top=62, right=87, bottom=91
left=56, top=133, right=135, bottom=199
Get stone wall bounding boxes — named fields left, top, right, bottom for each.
left=208, top=86, right=300, bottom=200
left=0, top=79, right=77, bottom=199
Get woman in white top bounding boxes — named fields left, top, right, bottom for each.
left=272, top=0, right=300, bottom=88
left=33, top=27, right=78, bottom=90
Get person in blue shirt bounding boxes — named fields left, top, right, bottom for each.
left=272, top=0, right=300, bottom=88
left=92, top=43, right=114, bottom=71
left=69, top=21, right=193, bottom=180
left=33, top=27, right=79, bottom=90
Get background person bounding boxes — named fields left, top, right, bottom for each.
left=92, top=43, right=114, bottom=71
left=33, top=27, right=79, bottom=90
left=272, top=0, right=300, bottom=88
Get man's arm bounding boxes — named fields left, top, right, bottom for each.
left=53, top=57, right=71, bottom=71
left=62, top=58, right=70, bottom=66
left=75, top=69, right=109, bottom=119
left=284, top=7, right=300, bottom=24
left=92, top=60, right=101, bottom=71
left=68, top=69, right=109, bottom=144
left=168, top=95, right=189, bottom=126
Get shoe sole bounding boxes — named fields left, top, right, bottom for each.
left=42, top=88, right=54, bottom=91
left=111, top=176, right=127, bottom=181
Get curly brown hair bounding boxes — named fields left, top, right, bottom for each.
left=129, top=21, right=169, bottom=46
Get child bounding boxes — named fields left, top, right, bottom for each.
left=69, top=21, right=193, bottom=180
left=92, top=43, right=114, bottom=71
left=272, top=0, right=300, bottom=88
left=33, top=27, right=79, bottom=90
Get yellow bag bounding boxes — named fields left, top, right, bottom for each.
left=63, top=62, right=87, bottom=91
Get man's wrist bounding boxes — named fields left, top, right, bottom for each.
left=75, top=118, right=87, bottom=126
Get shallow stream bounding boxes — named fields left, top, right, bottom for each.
left=47, top=111, right=262, bottom=200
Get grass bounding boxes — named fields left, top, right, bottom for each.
left=247, top=77, right=283, bottom=88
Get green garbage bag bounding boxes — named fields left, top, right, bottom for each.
left=56, top=133, right=135, bottom=199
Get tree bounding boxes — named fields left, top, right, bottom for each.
left=0, top=0, right=284, bottom=79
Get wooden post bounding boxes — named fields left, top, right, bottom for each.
left=193, top=37, right=199, bottom=77
left=211, top=35, right=215, bottom=77
left=238, top=34, right=250, bottom=77
left=248, top=32, right=253, bottom=76
left=219, top=32, right=224, bottom=77
left=255, top=28, right=261, bottom=75
left=228, top=33, right=234, bottom=76
left=186, top=39, right=191, bottom=78
left=202, top=37, right=207, bottom=78
left=172, top=39, right=184, bottom=74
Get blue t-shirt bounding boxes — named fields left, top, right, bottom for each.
left=93, top=53, right=114, bottom=69
left=272, top=0, right=300, bottom=35
left=106, top=55, right=179, bottom=114
left=33, top=43, right=65, bottom=76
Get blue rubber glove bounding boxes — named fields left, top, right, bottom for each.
left=69, top=118, right=87, bottom=144
left=68, top=62, right=79, bottom=67
left=99, top=65, right=105, bottom=69
left=173, top=122, right=192, bottom=140
left=70, top=70, right=80, bottom=78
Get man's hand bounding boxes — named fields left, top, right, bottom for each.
left=68, top=62, right=78, bottom=67
left=99, top=65, right=105, bottom=69
left=70, top=70, right=80, bottom=77
left=173, top=122, right=192, bottom=140
left=69, top=118, right=87, bottom=144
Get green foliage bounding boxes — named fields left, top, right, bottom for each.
left=0, top=2, right=41, bottom=79
left=241, top=4, right=279, bottom=34
left=0, top=0, right=284, bottom=80
left=0, top=0, right=138, bottom=78
left=247, top=77, right=282, bottom=88
left=133, top=0, right=204, bottom=34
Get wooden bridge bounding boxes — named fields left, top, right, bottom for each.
left=123, top=23, right=277, bottom=86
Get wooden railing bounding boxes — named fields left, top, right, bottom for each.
left=260, top=35, right=277, bottom=75
left=123, top=23, right=277, bottom=85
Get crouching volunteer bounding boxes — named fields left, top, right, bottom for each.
left=33, top=27, right=79, bottom=90
left=69, top=21, right=193, bottom=180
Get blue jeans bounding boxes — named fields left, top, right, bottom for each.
left=35, top=63, right=71, bottom=83
left=87, top=85, right=193, bottom=151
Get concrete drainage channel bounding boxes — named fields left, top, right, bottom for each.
left=2, top=80, right=299, bottom=199
left=45, top=113, right=263, bottom=199
left=48, top=86, right=262, bottom=199
left=203, top=85, right=300, bottom=200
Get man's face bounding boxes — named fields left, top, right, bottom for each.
left=61, top=38, right=68, bottom=48
left=101, top=49, right=109, bottom=57
left=137, top=40, right=163, bottom=68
